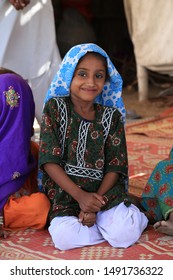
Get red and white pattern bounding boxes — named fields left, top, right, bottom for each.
left=1, top=227, right=173, bottom=260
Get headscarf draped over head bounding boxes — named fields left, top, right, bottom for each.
left=0, top=73, right=36, bottom=211
left=45, top=43, right=126, bottom=121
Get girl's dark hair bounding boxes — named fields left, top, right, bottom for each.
left=77, top=52, right=109, bottom=81
left=0, top=67, right=17, bottom=75
left=0, top=67, right=23, bottom=79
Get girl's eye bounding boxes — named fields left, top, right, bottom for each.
left=77, top=71, right=86, bottom=77
left=95, top=73, right=104, bottom=79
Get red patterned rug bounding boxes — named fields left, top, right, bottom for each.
left=127, top=134, right=173, bottom=197
left=1, top=107, right=173, bottom=260
left=126, top=107, right=173, bottom=139
left=127, top=107, right=173, bottom=197
left=1, top=226, right=173, bottom=260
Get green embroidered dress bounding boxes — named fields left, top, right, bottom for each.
left=39, top=97, right=129, bottom=221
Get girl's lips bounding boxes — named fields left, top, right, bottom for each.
left=81, top=88, right=97, bottom=93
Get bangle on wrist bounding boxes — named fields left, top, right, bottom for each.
left=103, top=195, right=108, bottom=204
left=0, top=215, right=4, bottom=225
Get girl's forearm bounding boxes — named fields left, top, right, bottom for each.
left=97, top=172, right=119, bottom=196
left=43, top=163, right=105, bottom=213
left=43, top=163, right=84, bottom=202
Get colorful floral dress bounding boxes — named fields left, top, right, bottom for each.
left=142, top=147, right=173, bottom=221
left=39, top=97, right=130, bottom=221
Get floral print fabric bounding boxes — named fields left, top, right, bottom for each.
left=142, top=147, right=173, bottom=220
left=39, top=97, right=129, bottom=221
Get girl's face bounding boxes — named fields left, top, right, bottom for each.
left=70, top=53, right=107, bottom=103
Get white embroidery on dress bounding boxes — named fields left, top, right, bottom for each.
left=54, top=98, right=67, bottom=157
left=76, top=121, right=90, bottom=167
left=102, top=107, right=116, bottom=143
left=65, top=163, right=103, bottom=180
left=56, top=99, right=116, bottom=180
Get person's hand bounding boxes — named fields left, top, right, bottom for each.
left=78, top=191, right=105, bottom=213
left=9, top=0, right=30, bottom=10
left=0, top=224, right=9, bottom=239
left=78, top=210, right=96, bottom=227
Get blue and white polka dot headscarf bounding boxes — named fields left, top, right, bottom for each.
left=45, top=43, right=126, bottom=121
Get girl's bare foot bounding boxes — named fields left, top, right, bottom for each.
left=153, top=220, right=173, bottom=235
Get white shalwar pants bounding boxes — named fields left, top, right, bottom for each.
left=48, top=202, right=148, bottom=250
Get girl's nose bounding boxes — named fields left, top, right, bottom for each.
left=86, top=75, right=95, bottom=85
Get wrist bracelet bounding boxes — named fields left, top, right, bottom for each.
left=0, top=215, right=4, bottom=225
left=103, top=195, right=109, bottom=204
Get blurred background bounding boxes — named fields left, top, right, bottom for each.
left=51, top=0, right=173, bottom=119
left=52, top=0, right=134, bottom=86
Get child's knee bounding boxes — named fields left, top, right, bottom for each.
left=106, top=219, right=146, bottom=248
left=48, top=217, right=78, bottom=250
left=97, top=203, right=148, bottom=248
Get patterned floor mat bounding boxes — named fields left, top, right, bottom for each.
left=1, top=226, right=173, bottom=260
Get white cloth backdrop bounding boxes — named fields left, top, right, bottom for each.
left=0, top=0, right=61, bottom=122
left=123, top=0, right=173, bottom=99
